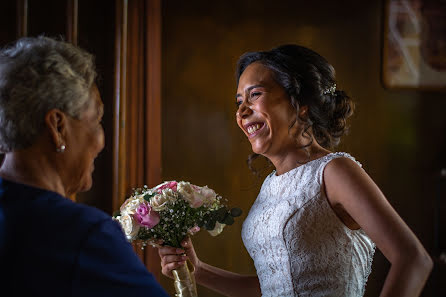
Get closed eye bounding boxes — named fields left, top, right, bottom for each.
left=247, top=92, right=261, bottom=104
left=250, top=91, right=262, bottom=100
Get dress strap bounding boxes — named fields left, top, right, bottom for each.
left=317, top=152, right=362, bottom=185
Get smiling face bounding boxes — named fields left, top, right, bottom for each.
left=236, top=62, right=298, bottom=159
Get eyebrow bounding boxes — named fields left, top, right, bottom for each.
left=235, top=84, right=264, bottom=99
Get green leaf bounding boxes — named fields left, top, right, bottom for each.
left=143, top=193, right=155, bottom=201
left=205, top=220, right=216, bottom=231
left=217, top=212, right=228, bottom=224
left=197, top=220, right=204, bottom=228
left=216, top=207, right=227, bottom=221
left=223, top=215, right=235, bottom=225
left=230, top=207, right=242, bottom=217
left=112, top=210, right=121, bottom=217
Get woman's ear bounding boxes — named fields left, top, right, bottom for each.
left=298, top=105, right=309, bottom=120
left=44, top=109, right=67, bottom=149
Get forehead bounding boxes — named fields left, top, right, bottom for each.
left=90, top=84, right=103, bottom=108
left=81, top=85, right=103, bottom=118
left=90, top=84, right=102, bottom=104
left=237, top=62, right=275, bottom=91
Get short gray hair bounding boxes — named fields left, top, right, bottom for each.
left=0, top=36, right=97, bottom=152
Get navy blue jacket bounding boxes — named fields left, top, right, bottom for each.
left=0, top=178, right=169, bottom=297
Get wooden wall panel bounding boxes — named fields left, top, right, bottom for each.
left=76, top=0, right=116, bottom=213
left=0, top=0, right=18, bottom=61
left=0, top=0, right=18, bottom=57
left=144, top=0, right=162, bottom=277
left=113, top=0, right=163, bottom=278
left=144, top=0, right=162, bottom=190
left=66, top=0, right=78, bottom=45
left=27, top=0, right=66, bottom=38
left=112, top=0, right=128, bottom=213
left=16, top=0, right=27, bottom=38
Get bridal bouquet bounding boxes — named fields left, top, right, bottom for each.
left=113, top=180, right=242, bottom=297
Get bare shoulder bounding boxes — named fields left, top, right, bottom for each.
left=324, top=156, right=366, bottom=183
left=323, top=155, right=379, bottom=206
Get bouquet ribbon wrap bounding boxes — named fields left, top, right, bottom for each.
left=172, top=259, right=197, bottom=297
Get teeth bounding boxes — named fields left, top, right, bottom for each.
left=247, top=124, right=261, bottom=134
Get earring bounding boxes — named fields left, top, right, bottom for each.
left=56, top=144, right=66, bottom=153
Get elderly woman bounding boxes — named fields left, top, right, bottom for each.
left=0, top=36, right=168, bottom=296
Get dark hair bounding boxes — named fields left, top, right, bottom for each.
left=235, top=44, right=354, bottom=173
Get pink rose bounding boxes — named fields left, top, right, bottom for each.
left=133, top=202, right=160, bottom=228
left=156, top=181, right=178, bottom=193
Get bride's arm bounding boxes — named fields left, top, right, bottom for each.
left=159, top=237, right=261, bottom=297
left=324, top=157, right=433, bottom=297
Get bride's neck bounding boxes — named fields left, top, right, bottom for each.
left=269, top=144, right=331, bottom=176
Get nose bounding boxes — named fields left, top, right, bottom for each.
left=99, top=128, right=105, bottom=152
left=236, top=101, right=252, bottom=119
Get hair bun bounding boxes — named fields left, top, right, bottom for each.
left=313, top=89, right=354, bottom=148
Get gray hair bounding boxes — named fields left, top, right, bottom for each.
left=0, top=36, right=97, bottom=152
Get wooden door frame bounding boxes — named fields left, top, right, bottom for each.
left=113, top=0, right=162, bottom=278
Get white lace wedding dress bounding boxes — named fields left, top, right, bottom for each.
left=241, top=152, right=375, bottom=297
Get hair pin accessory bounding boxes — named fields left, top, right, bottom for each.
left=323, top=83, right=336, bottom=95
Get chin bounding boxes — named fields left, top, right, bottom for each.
left=251, top=145, right=262, bottom=155
left=78, top=177, right=93, bottom=193
left=250, top=143, right=269, bottom=156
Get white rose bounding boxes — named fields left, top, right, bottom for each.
left=199, top=186, right=218, bottom=205
left=176, top=181, right=193, bottom=196
left=208, top=222, right=226, bottom=236
left=117, top=214, right=140, bottom=241
left=150, top=192, right=172, bottom=211
left=120, top=195, right=144, bottom=215
left=177, top=182, right=205, bottom=208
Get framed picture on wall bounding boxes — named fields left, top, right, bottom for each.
left=382, top=0, right=446, bottom=90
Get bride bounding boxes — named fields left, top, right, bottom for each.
left=158, top=44, right=432, bottom=297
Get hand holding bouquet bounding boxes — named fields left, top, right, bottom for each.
left=113, top=180, right=242, bottom=297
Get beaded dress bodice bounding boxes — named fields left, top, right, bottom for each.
left=241, top=153, right=375, bottom=297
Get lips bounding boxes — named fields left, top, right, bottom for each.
left=243, top=122, right=265, bottom=138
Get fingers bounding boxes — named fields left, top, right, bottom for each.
left=157, top=237, right=201, bottom=278
left=158, top=245, right=188, bottom=278
left=181, top=237, right=194, bottom=252
left=181, top=238, right=191, bottom=248
left=160, top=254, right=188, bottom=266
left=158, top=246, right=185, bottom=257
left=161, top=261, right=186, bottom=278
left=181, top=237, right=197, bottom=260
